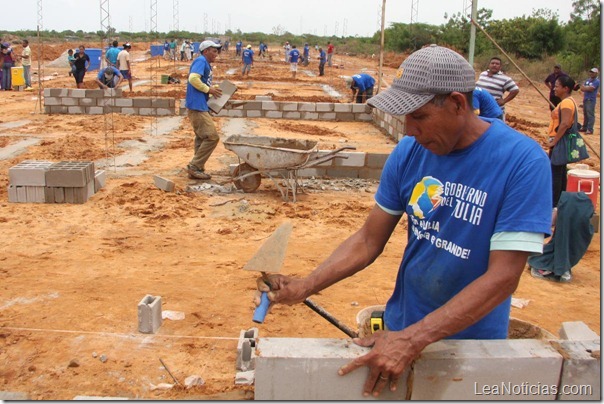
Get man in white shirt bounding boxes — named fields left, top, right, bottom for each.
left=21, top=39, right=32, bottom=90
left=117, top=43, right=133, bottom=92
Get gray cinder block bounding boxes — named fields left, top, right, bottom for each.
left=255, top=338, right=409, bottom=400
left=9, top=160, right=54, bottom=186
left=334, top=103, right=352, bottom=113
left=208, top=80, right=237, bottom=114
left=132, top=98, right=152, bottom=108
left=46, top=161, right=94, bottom=187
left=266, top=111, right=283, bottom=119
left=318, top=112, right=336, bottom=120
left=246, top=110, right=262, bottom=118
left=356, top=113, right=373, bottom=121
left=281, top=102, right=298, bottom=111
left=236, top=328, right=258, bottom=371
left=334, top=152, right=366, bottom=168
left=262, top=101, right=279, bottom=111
left=559, top=322, right=600, bottom=341
left=555, top=339, right=600, bottom=400
left=7, top=185, right=18, bottom=203
left=298, top=102, right=316, bottom=112
left=352, top=104, right=371, bottom=113
left=316, top=103, right=334, bottom=112
left=137, top=295, right=162, bottom=334
left=366, top=153, right=389, bottom=169
left=153, top=175, right=175, bottom=192
left=283, top=112, right=301, bottom=119
left=25, top=186, right=46, bottom=203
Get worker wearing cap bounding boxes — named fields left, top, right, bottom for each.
left=242, top=44, right=254, bottom=77
left=95, top=66, right=123, bottom=89
left=255, top=45, right=552, bottom=397
left=348, top=73, right=375, bottom=103
left=117, top=43, right=132, bottom=92
left=579, top=68, right=600, bottom=135
left=544, top=64, right=568, bottom=110
left=185, top=40, right=223, bottom=180
left=105, top=40, right=120, bottom=67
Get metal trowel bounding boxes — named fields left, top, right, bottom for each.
left=243, top=222, right=293, bottom=323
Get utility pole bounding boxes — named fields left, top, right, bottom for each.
left=377, top=0, right=386, bottom=94
left=173, top=0, right=179, bottom=32
left=342, top=18, right=348, bottom=37
left=100, top=0, right=110, bottom=69
left=34, top=0, right=43, bottom=114
left=466, top=0, right=478, bottom=66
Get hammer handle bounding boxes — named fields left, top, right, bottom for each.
left=304, top=298, right=358, bottom=338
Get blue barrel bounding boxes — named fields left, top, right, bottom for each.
left=192, top=42, right=201, bottom=54
left=150, top=44, right=164, bottom=57
left=86, top=48, right=102, bottom=71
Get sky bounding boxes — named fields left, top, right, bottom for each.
left=13, top=0, right=576, bottom=37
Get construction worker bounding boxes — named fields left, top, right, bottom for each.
left=95, top=66, right=123, bottom=89
left=105, top=40, right=120, bottom=67
left=317, top=47, right=326, bottom=76
left=242, top=44, right=254, bottom=77
left=302, top=43, right=310, bottom=66
left=289, top=45, right=300, bottom=79
left=117, top=43, right=133, bottom=92
left=348, top=73, right=375, bottom=103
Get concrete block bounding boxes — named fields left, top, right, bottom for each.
left=318, top=112, right=336, bottom=120
left=298, top=102, right=316, bottom=112
left=139, top=108, right=155, bottom=116
left=63, top=186, right=89, bottom=204
left=46, top=161, right=94, bottom=187
left=266, top=111, right=283, bottom=119
left=366, top=153, right=390, bottom=168
left=179, top=107, right=187, bottom=116
left=44, top=105, right=51, bottom=114
left=335, top=112, right=355, bottom=121
left=16, top=186, right=27, bottom=202
left=246, top=110, right=262, bottom=118
left=334, top=103, right=353, bottom=113
left=359, top=168, right=383, bottom=180
left=119, top=107, right=137, bottom=115
left=555, top=339, right=600, bottom=400
left=316, top=103, right=334, bottom=112
left=115, top=98, right=133, bottom=107
left=94, top=170, right=106, bottom=192
left=138, top=295, right=162, bottom=334
left=43, top=88, right=51, bottom=97
left=242, top=101, right=262, bottom=110
left=9, top=160, right=54, bottom=186
left=326, top=168, right=359, bottom=178
left=0, top=391, right=30, bottom=400
left=235, top=370, right=255, bottom=386
left=25, top=186, right=46, bottom=203
left=352, top=104, right=371, bottom=113
left=281, top=102, right=299, bottom=111
left=227, top=109, right=245, bottom=118
left=334, top=151, right=366, bottom=167
left=311, top=151, right=336, bottom=167
left=153, top=175, right=175, bottom=192
left=356, top=113, right=374, bottom=121
left=78, top=98, right=96, bottom=107
left=61, top=98, right=79, bottom=106
left=301, top=112, right=318, bottom=120
left=87, top=106, right=105, bottom=115
left=67, top=106, right=86, bottom=114
left=255, top=95, right=272, bottom=101
left=7, top=185, right=18, bottom=202
left=86, top=180, right=95, bottom=199
left=156, top=108, right=175, bottom=116
left=236, top=328, right=258, bottom=371
left=43, top=97, right=61, bottom=106
left=412, top=339, right=563, bottom=400
left=255, top=338, right=409, bottom=400
left=132, top=98, right=152, bottom=108
left=70, top=89, right=87, bottom=98
left=103, top=88, right=122, bottom=98
left=53, top=187, right=65, bottom=203
left=296, top=168, right=326, bottom=178
left=216, top=109, right=229, bottom=117
left=559, top=321, right=600, bottom=341
left=262, top=101, right=279, bottom=111
left=207, top=79, right=237, bottom=114
left=86, top=89, right=104, bottom=98
left=283, top=111, right=301, bottom=119
left=63, top=187, right=74, bottom=203
left=151, top=98, right=175, bottom=108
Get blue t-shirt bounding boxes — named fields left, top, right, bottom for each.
left=236, top=41, right=242, bottom=50
left=472, top=87, right=502, bottom=119
left=352, top=74, right=375, bottom=92
left=303, top=45, right=309, bottom=56
left=185, top=55, right=212, bottom=112
left=96, top=66, right=121, bottom=81
left=583, top=77, right=600, bottom=102
left=163, top=42, right=170, bottom=51
left=106, top=47, right=120, bottom=64
left=319, top=50, right=326, bottom=62
left=375, top=119, right=552, bottom=339
left=289, top=49, right=300, bottom=63
left=242, top=49, right=254, bottom=65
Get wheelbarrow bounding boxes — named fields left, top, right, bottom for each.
left=223, top=134, right=356, bottom=202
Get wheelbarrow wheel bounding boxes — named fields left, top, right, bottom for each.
left=233, top=163, right=261, bottom=193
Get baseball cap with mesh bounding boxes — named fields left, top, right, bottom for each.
left=368, top=44, right=476, bottom=116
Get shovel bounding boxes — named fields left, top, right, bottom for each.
left=243, top=222, right=358, bottom=338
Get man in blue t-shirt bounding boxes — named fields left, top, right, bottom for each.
left=105, top=40, right=120, bottom=67
left=472, top=87, right=503, bottom=119
left=241, top=45, right=254, bottom=76
left=254, top=45, right=552, bottom=397
left=289, top=45, right=300, bottom=79
left=185, top=40, right=223, bottom=180
left=303, top=43, right=310, bottom=66
left=95, top=66, right=123, bottom=89
left=349, top=73, right=375, bottom=103
left=579, top=67, right=600, bottom=134
left=235, top=40, right=242, bottom=57
left=317, top=47, right=326, bottom=76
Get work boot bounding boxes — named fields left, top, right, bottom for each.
left=187, top=165, right=211, bottom=180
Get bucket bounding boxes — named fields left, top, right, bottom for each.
left=150, top=44, right=164, bottom=57
left=567, top=168, right=600, bottom=208
left=11, top=66, right=24, bottom=86
left=161, top=74, right=169, bottom=84
left=86, top=48, right=102, bottom=71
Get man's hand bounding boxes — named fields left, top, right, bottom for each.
left=338, top=330, right=423, bottom=397
left=254, top=274, right=308, bottom=309
left=208, top=86, right=222, bottom=98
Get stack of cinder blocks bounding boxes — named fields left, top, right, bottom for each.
left=7, top=160, right=105, bottom=204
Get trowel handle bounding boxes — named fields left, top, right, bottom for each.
left=253, top=292, right=270, bottom=323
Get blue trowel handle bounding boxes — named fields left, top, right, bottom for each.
left=253, top=292, right=270, bottom=323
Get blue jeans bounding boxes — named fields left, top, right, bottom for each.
left=582, top=98, right=596, bottom=132
left=23, top=65, right=31, bottom=87
left=2, top=63, right=13, bottom=90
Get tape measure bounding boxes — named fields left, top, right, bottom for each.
left=370, top=310, right=384, bottom=333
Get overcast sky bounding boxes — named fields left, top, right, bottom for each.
left=13, top=0, right=575, bottom=37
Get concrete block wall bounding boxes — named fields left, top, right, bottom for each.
left=255, top=322, right=600, bottom=400
left=43, top=88, right=175, bottom=116
left=372, top=108, right=405, bottom=142
left=7, top=161, right=101, bottom=204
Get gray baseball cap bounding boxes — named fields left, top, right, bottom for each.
left=368, top=44, right=476, bottom=115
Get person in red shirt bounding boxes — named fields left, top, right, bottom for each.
left=327, top=42, right=334, bottom=67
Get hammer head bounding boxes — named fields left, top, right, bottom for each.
left=243, top=222, right=292, bottom=274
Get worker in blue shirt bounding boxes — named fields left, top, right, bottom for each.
left=236, top=40, right=242, bottom=57
left=242, top=44, right=254, bottom=76
left=348, top=73, right=375, bottom=103
left=289, top=45, right=300, bottom=79
left=472, top=87, right=503, bottom=119
left=105, top=40, right=120, bottom=67
left=303, top=43, right=310, bottom=66
left=318, top=47, right=326, bottom=76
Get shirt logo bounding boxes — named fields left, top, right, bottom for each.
left=396, top=68, right=404, bottom=79
left=409, top=176, right=443, bottom=219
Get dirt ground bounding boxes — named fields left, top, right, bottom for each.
left=0, top=42, right=600, bottom=400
